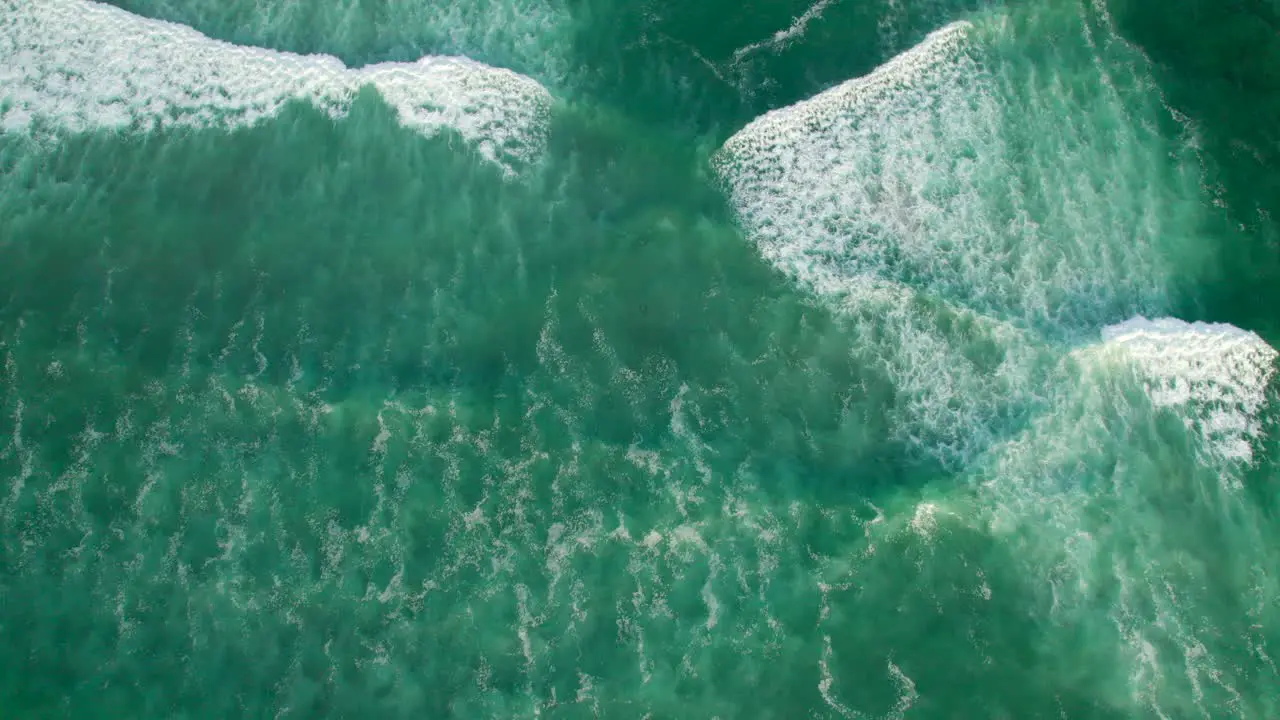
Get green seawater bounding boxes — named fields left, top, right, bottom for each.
left=2, top=0, right=1279, bottom=717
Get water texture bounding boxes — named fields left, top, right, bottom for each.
left=2, top=0, right=1279, bottom=717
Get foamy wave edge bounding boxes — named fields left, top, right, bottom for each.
left=715, top=21, right=973, bottom=170
left=1092, top=316, right=1278, bottom=464
left=708, top=20, right=989, bottom=308
left=0, top=0, right=553, bottom=172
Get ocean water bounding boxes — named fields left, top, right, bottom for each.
left=2, top=0, right=1279, bottom=717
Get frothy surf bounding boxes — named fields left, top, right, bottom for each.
left=715, top=22, right=980, bottom=305
left=972, top=318, right=1279, bottom=714
left=715, top=23, right=1043, bottom=465
left=1095, top=316, right=1277, bottom=464
left=714, top=15, right=1202, bottom=334
left=101, top=0, right=576, bottom=86
left=836, top=276, right=1052, bottom=467
left=0, top=0, right=553, bottom=171
left=713, top=9, right=1216, bottom=464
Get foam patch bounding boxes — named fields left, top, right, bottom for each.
left=836, top=277, right=1051, bottom=468
left=0, top=0, right=553, bottom=171
left=713, top=17, right=1199, bottom=334
left=1097, top=316, right=1278, bottom=464
left=968, top=317, right=1279, bottom=714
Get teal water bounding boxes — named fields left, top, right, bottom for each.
left=2, top=0, right=1280, bottom=717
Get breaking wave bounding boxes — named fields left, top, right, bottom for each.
left=0, top=0, right=553, bottom=171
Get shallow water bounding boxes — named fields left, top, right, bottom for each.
left=2, top=0, right=1279, bottom=717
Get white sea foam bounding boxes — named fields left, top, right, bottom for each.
left=730, top=0, right=839, bottom=64
left=0, top=0, right=553, bottom=171
left=970, top=317, right=1279, bottom=713
left=714, top=11, right=1214, bottom=464
left=714, top=17, right=1198, bottom=333
left=1096, top=317, right=1277, bottom=464
left=716, top=24, right=1053, bottom=467
left=716, top=22, right=980, bottom=303
left=981, top=319, right=1277, bottom=538
left=982, top=319, right=1276, bottom=524
left=837, top=276, right=1050, bottom=467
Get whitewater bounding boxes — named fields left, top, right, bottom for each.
left=2, top=0, right=1278, bottom=717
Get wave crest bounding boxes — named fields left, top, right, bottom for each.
left=0, top=0, right=553, bottom=171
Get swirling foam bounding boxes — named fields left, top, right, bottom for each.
left=0, top=0, right=552, bottom=171
left=713, top=11, right=1215, bottom=463
left=714, top=23, right=1058, bottom=465
left=1097, top=316, right=1277, bottom=464
left=715, top=22, right=980, bottom=304
left=836, top=276, right=1051, bottom=467
left=713, top=17, right=1199, bottom=334
left=972, top=318, right=1279, bottom=714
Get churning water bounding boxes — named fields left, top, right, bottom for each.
left=3, top=0, right=1280, bottom=716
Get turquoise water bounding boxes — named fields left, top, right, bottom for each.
left=2, top=0, right=1280, bottom=717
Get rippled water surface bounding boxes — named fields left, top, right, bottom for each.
left=3, top=0, right=1280, bottom=716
